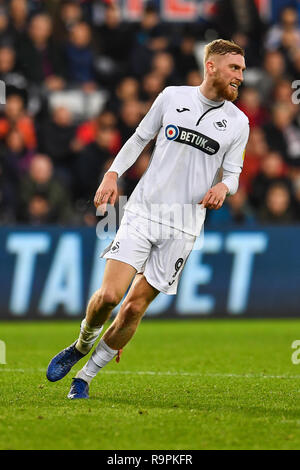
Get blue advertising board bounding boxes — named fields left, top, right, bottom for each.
left=0, top=225, right=300, bottom=319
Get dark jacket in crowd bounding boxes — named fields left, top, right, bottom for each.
left=17, top=37, right=66, bottom=84
left=73, top=142, right=112, bottom=201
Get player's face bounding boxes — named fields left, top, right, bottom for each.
left=211, top=53, right=245, bottom=101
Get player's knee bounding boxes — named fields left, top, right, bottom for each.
left=97, top=288, right=121, bottom=311
left=121, top=299, right=146, bottom=324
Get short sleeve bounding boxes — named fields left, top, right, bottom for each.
left=222, top=118, right=250, bottom=174
left=136, top=89, right=166, bottom=140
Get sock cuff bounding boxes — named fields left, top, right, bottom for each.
left=81, top=318, right=103, bottom=334
left=99, top=338, right=118, bottom=355
left=76, top=368, right=93, bottom=384
left=77, top=340, right=118, bottom=380
left=92, top=340, right=117, bottom=368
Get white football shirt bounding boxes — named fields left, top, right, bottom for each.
left=114, top=86, right=250, bottom=236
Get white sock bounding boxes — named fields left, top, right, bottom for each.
left=75, top=319, right=103, bottom=355
left=76, top=338, right=118, bottom=384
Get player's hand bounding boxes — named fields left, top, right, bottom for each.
left=199, top=182, right=229, bottom=210
left=94, top=171, right=118, bottom=215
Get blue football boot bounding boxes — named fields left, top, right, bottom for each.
left=46, top=342, right=85, bottom=382
left=67, top=378, right=89, bottom=399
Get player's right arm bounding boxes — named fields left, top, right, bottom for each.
left=93, top=132, right=150, bottom=213
left=94, top=89, right=167, bottom=212
left=94, top=171, right=118, bottom=213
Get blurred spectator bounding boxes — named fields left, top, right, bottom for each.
left=290, top=47, right=300, bottom=80
left=231, top=31, right=262, bottom=68
left=52, top=0, right=83, bottom=44
left=186, top=70, right=203, bottom=87
left=9, top=0, right=29, bottom=45
left=237, top=86, right=268, bottom=128
left=265, top=6, right=300, bottom=51
left=0, top=129, right=33, bottom=187
left=269, top=1, right=300, bottom=24
left=108, top=76, right=140, bottom=114
left=258, top=182, right=295, bottom=224
left=37, top=105, right=76, bottom=183
left=279, top=27, right=300, bottom=73
left=0, top=45, right=27, bottom=98
left=0, top=159, right=16, bottom=223
left=272, top=78, right=298, bottom=118
left=151, top=51, right=180, bottom=87
left=250, top=151, right=289, bottom=209
left=173, top=33, right=199, bottom=82
left=65, top=21, right=95, bottom=87
left=116, top=76, right=140, bottom=102
left=26, top=193, right=55, bottom=225
left=130, top=4, right=169, bottom=78
left=0, top=44, right=16, bottom=75
left=263, top=103, right=300, bottom=166
left=73, top=126, right=114, bottom=201
left=72, top=154, right=126, bottom=226
left=290, top=169, right=300, bottom=221
left=0, top=5, right=13, bottom=45
left=263, top=50, right=287, bottom=80
left=74, top=109, right=121, bottom=155
left=17, top=13, right=66, bottom=89
left=215, top=0, right=263, bottom=39
left=118, top=99, right=143, bottom=144
left=19, top=153, right=72, bottom=224
left=214, top=0, right=264, bottom=67
left=134, top=3, right=167, bottom=49
left=140, top=71, right=164, bottom=109
left=258, top=50, right=287, bottom=104
left=240, top=127, right=269, bottom=192
left=96, top=3, right=134, bottom=70
left=226, top=187, right=255, bottom=224
left=0, top=93, right=36, bottom=149
left=208, top=186, right=255, bottom=226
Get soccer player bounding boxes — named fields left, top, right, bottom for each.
left=47, top=39, right=250, bottom=399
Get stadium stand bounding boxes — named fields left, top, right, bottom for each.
left=0, top=0, right=299, bottom=226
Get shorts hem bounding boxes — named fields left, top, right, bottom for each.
left=143, top=273, right=177, bottom=296
left=103, top=254, right=139, bottom=272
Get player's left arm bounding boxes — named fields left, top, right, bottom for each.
left=201, top=118, right=250, bottom=210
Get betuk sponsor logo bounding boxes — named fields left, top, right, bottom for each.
left=165, top=124, right=220, bottom=155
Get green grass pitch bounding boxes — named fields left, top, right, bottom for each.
left=0, top=318, right=300, bottom=450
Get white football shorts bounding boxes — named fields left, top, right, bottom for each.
left=101, top=211, right=197, bottom=295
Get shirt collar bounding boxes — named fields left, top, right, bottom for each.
left=197, top=87, right=225, bottom=107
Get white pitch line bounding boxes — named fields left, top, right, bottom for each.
left=0, top=368, right=300, bottom=380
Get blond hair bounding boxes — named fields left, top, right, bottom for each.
left=203, top=39, right=244, bottom=71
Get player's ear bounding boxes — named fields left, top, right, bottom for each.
left=206, top=60, right=216, bottom=75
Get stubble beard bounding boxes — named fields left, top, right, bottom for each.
left=212, top=73, right=239, bottom=102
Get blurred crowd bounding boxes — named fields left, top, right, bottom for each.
left=0, top=0, right=300, bottom=226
